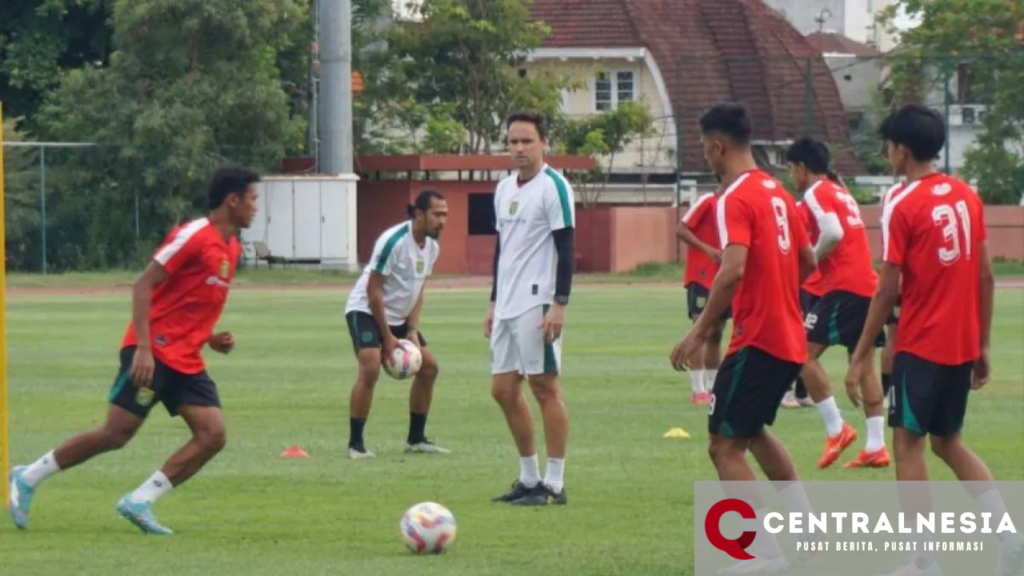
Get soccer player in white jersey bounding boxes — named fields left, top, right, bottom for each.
left=344, top=190, right=449, bottom=459
left=485, top=111, right=576, bottom=507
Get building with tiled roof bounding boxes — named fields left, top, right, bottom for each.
left=525, top=0, right=866, bottom=180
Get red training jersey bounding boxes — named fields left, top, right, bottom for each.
left=681, top=192, right=721, bottom=289
left=718, top=169, right=810, bottom=364
left=122, top=217, right=241, bottom=374
left=803, top=179, right=878, bottom=298
left=883, top=173, right=986, bottom=366
left=797, top=201, right=827, bottom=297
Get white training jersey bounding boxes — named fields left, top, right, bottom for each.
left=345, top=221, right=440, bottom=325
left=493, top=164, right=576, bottom=320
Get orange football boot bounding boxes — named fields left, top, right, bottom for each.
left=818, top=423, right=857, bottom=469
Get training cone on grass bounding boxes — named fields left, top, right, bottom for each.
left=663, top=427, right=691, bottom=439
left=281, top=444, right=309, bottom=458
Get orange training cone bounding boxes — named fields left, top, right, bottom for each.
left=281, top=444, right=309, bottom=458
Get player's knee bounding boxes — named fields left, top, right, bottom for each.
left=196, top=427, right=227, bottom=454
left=419, top=354, right=439, bottom=379
left=100, top=419, right=139, bottom=450
left=527, top=376, right=561, bottom=403
left=929, top=435, right=959, bottom=461
left=357, top=354, right=382, bottom=386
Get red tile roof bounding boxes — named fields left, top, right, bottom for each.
left=805, top=32, right=882, bottom=57
left=530, top=0, right=865, bottom=175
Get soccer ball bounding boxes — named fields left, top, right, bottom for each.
left=400, top=501, right=457, bottom=554
left=383, top=339, right=422, bottom=380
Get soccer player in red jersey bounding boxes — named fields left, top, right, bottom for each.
left=675, top=181, right=729, bottom=404
left=785, top=137, right=889, bottom=469
left=7, top=166, right=260, bottom=535
left=847, top=104, right=1023, bottom=576
left=670, top=103, right=819, bottom=573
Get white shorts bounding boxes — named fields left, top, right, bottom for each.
left=490, top=305, right=563, bottom=376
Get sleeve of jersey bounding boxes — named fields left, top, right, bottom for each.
left=371, top=237, right=395, bottom=276
left=791, top=199, right=811, bottom=248
left=545, top=176, right=576, bottom=231
left=681, top=195, right=710, bottom=226
left=882, top=206, right=908, bottom=266
left=153, top=228, right=202, bottom=275
left=717, top=194, right=752, bottom=248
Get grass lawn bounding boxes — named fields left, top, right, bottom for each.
left=0, top=285, right=1021, bottom=575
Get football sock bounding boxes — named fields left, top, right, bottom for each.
left=865, top=416, right=886, bottom=451
left=349, top=418, right=366, bottom=449
left=22, top=450, right=61, bottom=488
left=520, top=455, right=540, bottom=488
left=882, top=373, right=892, bottom=398
left=130, top=471, right=173, bottom=504
left=778, top=482, right=816, bottom=526
left=816, top=396, right=845, bottom=437
left=690, top=369, right=705, bottom=394
left=704, top=369, right=718, bottom=392
left=544, top=458, right=565, bottom=493
left=976, top=489, right=1011, bottom=543
left=795, top=378, right=809, bottom=399
left=747, top=508, right=784, bottom=559
left=408, top=412, right=427, bottom=444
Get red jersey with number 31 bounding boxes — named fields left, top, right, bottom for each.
left=883, top=173, right=986, bottom=365
left=718, top=170, right=810, bottom=364
left=122, top=217, right=241, bottom=374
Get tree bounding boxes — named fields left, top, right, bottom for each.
left=880, top=0, right=1024, bottom=203
left=27, top=0, right=305, bottom=270
left=373, top=0, right=568, bottom=153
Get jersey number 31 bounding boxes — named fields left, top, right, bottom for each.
left=932, top=200, right=971, bottom=265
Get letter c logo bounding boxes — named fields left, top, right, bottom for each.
left=705, top=498, right=757, bottom=560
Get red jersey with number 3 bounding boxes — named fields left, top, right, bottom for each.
left=802, top=179, right=878, bottom=297
left=796, top=201, right=827, bottom=297
left=718, top=170, right=810, bottom=363
left=122, top=217, right=241, bottom=374
left=681, top=192, right=721, bottom=289
left=883, top=173, right=986, bottom=365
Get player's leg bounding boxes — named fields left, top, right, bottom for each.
left=490, top=314, right=540, bottom=502
left=881, top=319, right=897, bottom=405
left=8, top=347, right=150, bottom=530
left=685, top=284, right=709, bottom=402
left=511, top=305, right=568, bottom=506
left=801, top=292, right=857, bottom=468
left=346, top=311, right=383, bottom=458
left=784, top=291, right=817, bottom=409
left=401, top=331, right=448, bottom=453
left=838, top=295, right=889, bottom=468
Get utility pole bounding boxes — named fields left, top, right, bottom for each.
left=318, top=0, right=354, bottom=175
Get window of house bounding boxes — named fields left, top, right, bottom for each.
left=594, top=70, right=636, bottom=111
left=468, top=193, right=496, bottom=236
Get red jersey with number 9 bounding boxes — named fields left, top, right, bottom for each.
left=717, top=169, right=810, bottom=364
left=121, top=217, right=241, bottom=374
left=883, top=173, right=986, bottom=365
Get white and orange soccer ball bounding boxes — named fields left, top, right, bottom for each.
left=400, top=501, right=457, bottom=554
left=383, top=339, right=422, bottom=380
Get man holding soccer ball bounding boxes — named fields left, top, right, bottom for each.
left=343, top=190, right=449, bottom=459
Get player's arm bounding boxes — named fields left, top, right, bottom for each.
left=131, top=261, right=171, bottom=351
left=489, top=232, right=500, bottom=307
left=793, top=203, right=817, bottom=284
left=367, top=272, right=397, bottom=350
left=979, top=240, right=994, bottom=351
left=805, top=189, right=843, bottom=261
left=692, top=196, right=748, bottom=338
left=850, top=209, right=905, bottom=364
left=406, top=284, right=426, bottom=345
left=676, top=197, right=718, bottom=258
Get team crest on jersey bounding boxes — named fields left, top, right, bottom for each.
left=220, top=259, right=229, bottom=278
left=932, top=183, right=952, bottom=196
left=416, top=259, right=425, bottom=274
left=509, top=201, right=519, bottom=215
left=763, top=180, right=777, bottom=189
left=135, top=387, right=155, bottom=407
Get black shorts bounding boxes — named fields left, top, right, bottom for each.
left=800, top=289, right=821, bottom=316
left=345, top=311, right=428, bottom=354
left=108, top=346, right=221, bottom=418
left=805, top=290, right=885, bottom=353
left=889, top=352, right=973, bottom=437
left=708, top=346, right=803, bottom=438
left=686, top=283, right=732, bottom=321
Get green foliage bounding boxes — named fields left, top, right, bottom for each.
left=881, top=0, right=1024, bottom=203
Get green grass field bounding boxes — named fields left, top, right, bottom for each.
left=1, top=284, right=1021, bottom=575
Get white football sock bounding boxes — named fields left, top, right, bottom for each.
left=778, top=482, right=815, bottom=527
left=976, top=489, right=1010, bottom=542
left=519, top=455, right=540, bottom=488
left=690, top=369, right=705, bottom=394
left=865, top=416, right=886, bottom=451
left=815, top=396, right=845, bottom=437
left=746, top=508, right=784, bottom=559
left=22, top=450, right=61, bottom=488
left=704, top=369, right=718, bottom=391
left=544, top=458, right=565, bottom=493
left=130, top=471, right=173, bottom=504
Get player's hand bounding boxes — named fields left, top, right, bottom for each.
left=382, top=333, right=400, bottom=358
left=540, top=304, right=566, bottom=343
left=972, top=349, right=990, bottom=390
left=670, top=330, right=702, bottom=372
left=844, top=357, right=871, bottom=407
left=406, top=329, right=422, bottom=348
left=130, top=346, right=156, bottom=389
left=708, top=248, right=723, bottom=264
left=483, top=307, right=495, bottom=338
left=208, top=331, right=235, bottom=354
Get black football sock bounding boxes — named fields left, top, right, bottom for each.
left=350, top=418, right=366, bottom=449
left=882, top=373, right=892, bottom=398
left=408, top=413, right=427, bottom=444
left=795, top=378, right=809, bottom=400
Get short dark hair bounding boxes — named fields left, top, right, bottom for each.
left=878, top=104, right=946, bottom=162
left=407, top=189, right=445, bottom=218
left=207, top=165, right=261, bottom=210
left=785, top=137, right=832, bottom=174
left=699, top=103, right=753, bottom=145
left=506, top=111, right=548, bottom=140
